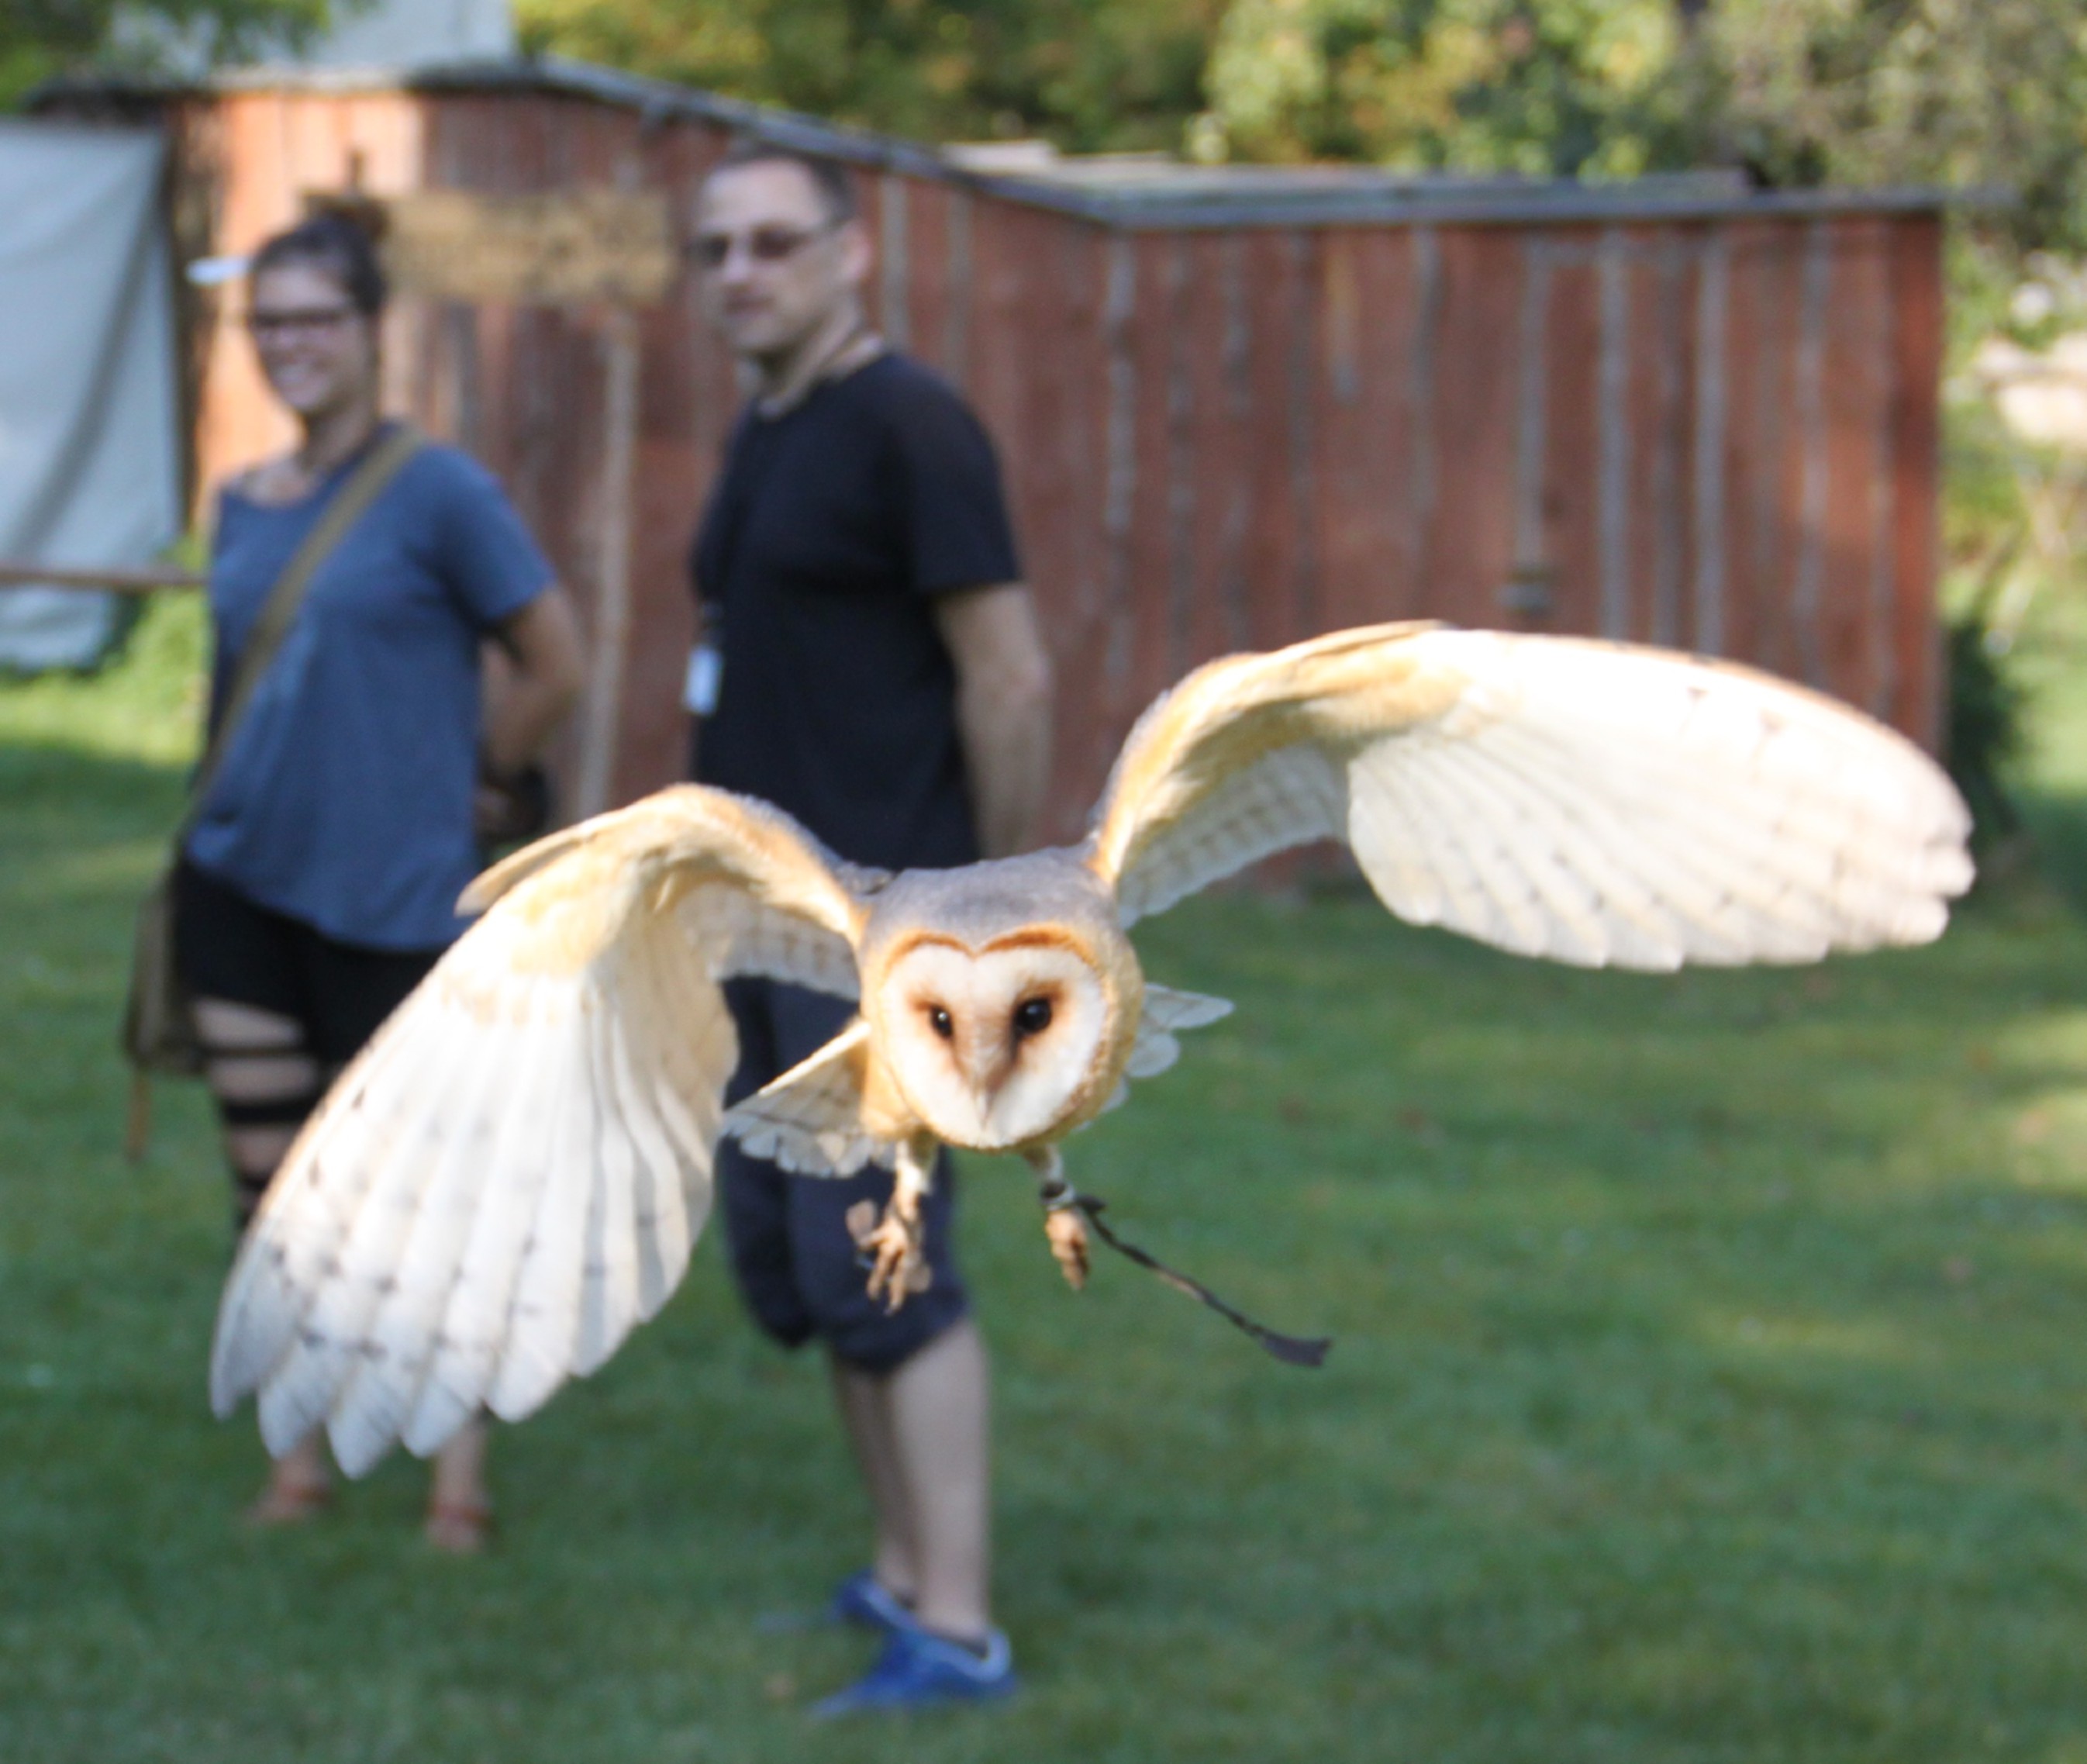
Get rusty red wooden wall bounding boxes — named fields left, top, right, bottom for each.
left=140, top=76, right=1944, bottom=844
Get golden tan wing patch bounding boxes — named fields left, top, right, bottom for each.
left=211, top=785, right=875, bottom=1478
left=1086, top=624, right=1971, bottom=967
left=1085, top=623, right=1451, bottom=921
left=465, top=784, right=875, bottom=979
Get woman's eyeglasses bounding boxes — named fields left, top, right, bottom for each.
left=686, top=222, right=834, bottom=271
left=246, top=306, right=360, bottom=338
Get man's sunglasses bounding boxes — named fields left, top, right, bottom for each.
left=686, top=221, right=836, bottom=271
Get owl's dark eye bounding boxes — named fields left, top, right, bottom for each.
left=927, top=1005, right=954, bottom=1040
left=1012, top=996, right=1053, bottom=1037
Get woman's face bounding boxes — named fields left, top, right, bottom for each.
left=246, top=261, right=377, bottom=421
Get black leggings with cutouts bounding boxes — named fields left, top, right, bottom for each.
left=171, top=861, right=442, bottom=1227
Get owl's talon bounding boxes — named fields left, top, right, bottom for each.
left=857, top=1204, right=925, bottom=1312
left=851, top=1147, right=935, bottom=1312
left=1044, top=1207, right=1089, bottom=1291
left=1029, top=1148, right=1088, bottom=1291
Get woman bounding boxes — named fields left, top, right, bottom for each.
left=176, top=212, right=585, bottom=1549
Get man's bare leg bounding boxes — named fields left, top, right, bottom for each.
left=830, top=1355, right=921, bottom=1601
left=886, top=1317, right=992, bottom=1641
left=830, top=1319, right=992, bottom=1639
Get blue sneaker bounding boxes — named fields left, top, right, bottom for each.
left=830, top=1570, right=919, bottom=1635
left=809, top=1624, right=1019, bottom=1717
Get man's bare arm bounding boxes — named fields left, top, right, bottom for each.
left=935, top=582, right=1054, bottom=858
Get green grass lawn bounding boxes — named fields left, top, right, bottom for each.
left=6, top=594, right=2087, bottom=1762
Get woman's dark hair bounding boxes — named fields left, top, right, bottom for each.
left=249, top=209, right=388, bottom=316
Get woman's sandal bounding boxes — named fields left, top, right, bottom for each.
left=242, top=1479, right=333, bottom=1528
left=424, top=1499, right=495, bottom=1555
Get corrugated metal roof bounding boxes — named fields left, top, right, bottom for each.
left=35, top=53, right=2007, bottom=230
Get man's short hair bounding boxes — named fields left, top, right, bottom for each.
left=709, top=138, right=860, bottom=226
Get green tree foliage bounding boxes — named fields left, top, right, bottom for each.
left=516, top=0, right=1224, bottom=150
left=1701, top=0, right=2087, bottom=252
left=1199, top=0, right=1681, bottom=172
left=1198, top=1, right=2087, bottom=250
left=2, top=0, right=340, bottom=109
left=517, top=0, right=2087, bottom=254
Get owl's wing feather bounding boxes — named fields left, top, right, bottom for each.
left=719, top=1018, right=897, bottom=1177
left=212, top=786, right=869, bottom=1476
left=1087, top=623, right=1971, bottom=965
left=466, top=785, right=883, bottom=996
left=1124, top=982, right=1235, bottom=1080
left=678, top=880, right=864, bottom=999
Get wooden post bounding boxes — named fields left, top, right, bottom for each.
left=124, top=1072, right=154, bottom=1163
left=0, top=562, right=204, bottom=594
left=574, top=302, right=640, bottom=819
left=285, top=185, right=674, bottom=818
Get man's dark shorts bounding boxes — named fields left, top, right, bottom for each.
left=718, top=978, right=971, bottom=1373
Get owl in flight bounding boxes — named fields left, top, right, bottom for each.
left=212, top=623, right=1971, bottom=1473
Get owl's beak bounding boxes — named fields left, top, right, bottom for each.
left=971, top=1062, right=1010, bottom=1110
left=973, top=1050, right=1019, bottom=1118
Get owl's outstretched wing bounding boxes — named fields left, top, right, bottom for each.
left=719, top=1017, right=893, bottom=1177
left=209, top=785, right=879, bottom=1476
left=1085, top=623, right=1971, bottom=966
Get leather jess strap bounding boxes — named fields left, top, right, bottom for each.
left=1040, top=1172, right=1333, bottom=1368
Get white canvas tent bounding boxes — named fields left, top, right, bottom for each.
left=0, top=119, right=181, bottom=671
left=260, top=0, right=514, bottom=67
left=114, top=0, right=515, bottom=74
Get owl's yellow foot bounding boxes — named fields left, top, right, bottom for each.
left=850, top=1196, right=928, bottom=1313
left=1028, top=1145, right=1088, bottom=1291
left=1044, top=1207, right=1089, bottom=1290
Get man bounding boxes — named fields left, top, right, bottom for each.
left=685, top=140, right=1054, bottom=1714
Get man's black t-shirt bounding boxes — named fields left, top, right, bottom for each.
left=690, top=353, right=1022, bottom=872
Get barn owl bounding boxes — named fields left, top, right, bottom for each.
left=210, top=623, right=1971, bottom=1474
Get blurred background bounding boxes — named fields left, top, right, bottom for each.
left=6, top=4, right=2087, bottom=1761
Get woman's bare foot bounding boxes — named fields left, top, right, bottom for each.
left=423, top=1499, right=494, bottom=1554
left=243, top=1433, right=332, bottom=1526
left=424, top=1419, right=492, bottom=1553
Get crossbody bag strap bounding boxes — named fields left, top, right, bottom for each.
left=181, top=421, right=426, bottom=838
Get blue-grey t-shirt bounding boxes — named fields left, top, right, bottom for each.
left=185, top=436, right=553, bottom=950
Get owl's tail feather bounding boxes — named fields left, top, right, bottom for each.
left=1054, top=1186, right=1331, bottom=1369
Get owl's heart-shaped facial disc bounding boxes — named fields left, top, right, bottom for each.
left=877, top=934, right=1112, bottom=1150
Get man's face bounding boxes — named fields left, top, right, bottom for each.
left=692, top=161, right=868, bottom=361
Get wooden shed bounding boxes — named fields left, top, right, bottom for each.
left=43, top=60, right=1953, bottom=841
